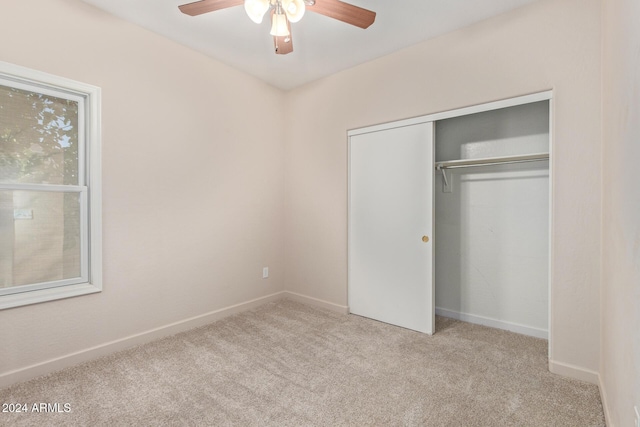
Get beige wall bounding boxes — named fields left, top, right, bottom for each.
left=0, top=0, right=285, bottom=377
left=284, top=0, right=602, bottom=376
left=601, top=0, right=640, bottom=424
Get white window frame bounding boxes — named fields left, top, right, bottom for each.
left=0, top=61, right=102, bottom=310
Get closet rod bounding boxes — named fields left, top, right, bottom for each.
left=435, top=152, right=549, bottom=170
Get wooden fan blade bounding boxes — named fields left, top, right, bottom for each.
left=308, top=0, right=376, bottom=29
left=273, top=34, right=294, bottom=54
left=273, top=12, right=294, bottom=55
left=178, top=0, right=243, bottom=16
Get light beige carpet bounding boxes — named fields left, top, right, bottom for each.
left=0, top=300, right=604, bottom=426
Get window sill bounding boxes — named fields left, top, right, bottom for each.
left=0, top=283, right=101, bottom=310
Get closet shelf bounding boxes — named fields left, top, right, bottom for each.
left=435, top=152, right=549, bottom=170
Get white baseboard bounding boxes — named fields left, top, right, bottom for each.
left=548, top=360, right=600, bottom=385
left=598, top=374, right=613, bottom=426
left=283, top=291, right=349, bottom=315
left=435, top=307, right=548, bottom=339
left=0, top=291, right=287, bottom=390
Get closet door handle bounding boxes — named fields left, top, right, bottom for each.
left=422, top=236, right=429, bottom=243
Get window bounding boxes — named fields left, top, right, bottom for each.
left=0, top=61, right=101, bottom=309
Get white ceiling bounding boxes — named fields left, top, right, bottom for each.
left=79, top=0, right=537, bottom=90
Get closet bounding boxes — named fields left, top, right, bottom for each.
left=348, top=92, right=551, bottom=339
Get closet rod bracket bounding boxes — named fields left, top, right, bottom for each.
left=436, top=165, right=452, bottom=193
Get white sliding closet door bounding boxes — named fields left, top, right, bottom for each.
left=349, top=122, right=435, bottom=334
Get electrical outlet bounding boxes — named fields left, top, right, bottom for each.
left=634, top=405, right=639, bottom=427
left=262, top=267, right=269, bottom=279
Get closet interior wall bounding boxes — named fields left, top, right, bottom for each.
left=434, top=101, right=550, bottom=338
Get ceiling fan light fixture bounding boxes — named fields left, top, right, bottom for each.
left=178, top=0, right=376, bottom=55
left=282, top=0, right=305, bottom=23
left=244, top=0, right=270, bottom=24
left=270, top=8, right=290, bottom=37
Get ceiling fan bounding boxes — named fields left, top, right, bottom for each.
left=178, top=0, right=376, bottom=55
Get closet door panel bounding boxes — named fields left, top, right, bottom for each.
left=348, top=122, right=434, bottom=334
